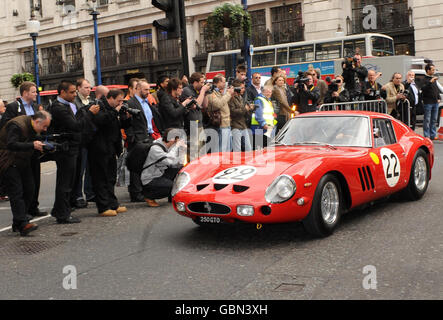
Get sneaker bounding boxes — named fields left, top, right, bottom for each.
left=99, top=209, right=118, bottom=217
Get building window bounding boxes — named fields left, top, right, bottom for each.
left=250, top=10, right=267, bottom=47
left=119, top=30, right=154, bottom=65
left=23, top=50, right=34, bottom=74
left=62, top=0, right=75, bottom=11
left=99, top=36, right=117, bottom=68
left=157, top=30, right=181, bottom=60
left=271, top=4, right=303, bottom=44
left=41, top=45, right=64, bottom=75
left=65, top=42, right=83, bottom=73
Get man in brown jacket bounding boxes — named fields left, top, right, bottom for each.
left=383, top=73, right=406, bottom=117
left=207, top=75, right=234, bottom=152
left=229, top=80, right=253, bottom=151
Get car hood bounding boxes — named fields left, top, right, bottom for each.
left=183, top=146, right=368, bottom=187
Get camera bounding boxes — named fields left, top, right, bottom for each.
left=367, top=87, right=381, bottom=98
left=234, top=87, right=242, bottom=94
left=185, top=98, right=201, bottom=111
left=295, top=71, right=310, bottom=88
left=343, top=56, right=358, bottom=69
left=42, top=141, right=69, bottom=153
left=39, top=133, right=72, bottom=153
left=120, top=102, right=141, bottom=116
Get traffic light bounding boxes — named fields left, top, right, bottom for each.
left=152, top=0, right=181, bottom=39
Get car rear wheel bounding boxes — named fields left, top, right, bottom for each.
left=404, top=149, right=429, bottom=201
left=303, top=174, right=342, bottom=237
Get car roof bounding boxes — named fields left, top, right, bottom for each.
left=297, top=111, right=392, bottom=119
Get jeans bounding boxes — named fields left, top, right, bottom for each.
left=232, top=129, right=252, bottom=152
left=423, top=103, right=439, bottom=138
left=217, top=127, right=232, bottom=152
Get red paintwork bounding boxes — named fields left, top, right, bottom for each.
left=173, top=111, right=434, bottom=225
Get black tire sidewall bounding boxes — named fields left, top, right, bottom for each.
left=407, top=149, right=430, bottom=200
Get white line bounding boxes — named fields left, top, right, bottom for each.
left=0, top=213, right=52, bottom=233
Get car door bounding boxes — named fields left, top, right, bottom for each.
left=371, top=118, right=407, bottom=195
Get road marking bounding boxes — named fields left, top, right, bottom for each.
left=0, top=210, right=52, bottom=233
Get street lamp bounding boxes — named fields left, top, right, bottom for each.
left=26, top=16, right=41, bottom=104
left=90, top=0, right=102, bottom=85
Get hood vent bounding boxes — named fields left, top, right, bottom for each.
left=196, top=184, right=209, bottom=191
left=233, top=185, right=249, bottom=193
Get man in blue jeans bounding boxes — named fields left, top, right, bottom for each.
left=422, top=64, right=441, bottom=140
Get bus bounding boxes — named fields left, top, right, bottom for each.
left=205, top=33, right=394, bottom=84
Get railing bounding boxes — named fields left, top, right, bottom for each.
left=119, top=47, right=155, bottom=65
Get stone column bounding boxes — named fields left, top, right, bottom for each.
left=80, top=36, right=96, bottom=86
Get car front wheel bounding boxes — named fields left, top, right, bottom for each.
left=303, top=174, right=342, bottom=237
left=404, top=149, right=429, bottom=201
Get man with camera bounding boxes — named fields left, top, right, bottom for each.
left=50, top=81, right=99, bottom=224
left=403, top=70, right=422, bottom=131
left=0, top=111, right=51, bottom=236
left=229, top=79, right=253, bottom=152
left=342, top=55, right=368, bottom=100
left=292, top=72, right=320, bottom=114
left=180, top=72, right=210, bottom=160
left=421, top=63, right=441, bottom=140
left=125, top=80, right=163, bottom=202
left=71, top=78, right=95, bottom=209
left=88, top=89, right=131, bottom=217
left=383, top=73, right=406, bottom=118
left=364, top=70, right=386, bottom=101
left=324, top=75, right=350, bottom=104
left=207, top=75, right=235, bottom=152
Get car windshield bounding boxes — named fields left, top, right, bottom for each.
left=273, top=116, right=372, bottom=147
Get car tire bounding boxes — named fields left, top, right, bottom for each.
left=404, top=149, right=429, bottom=201
left=302, top=174, right=342, bottom=237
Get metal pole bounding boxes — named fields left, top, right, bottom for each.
left=242, top=0, right=252, bottom=85
left=32, top=33, right=41, bottom=104
left=91, top=11, right=102, bottom=85
left=179, top=0, right=190, bottom=77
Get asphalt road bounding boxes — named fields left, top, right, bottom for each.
left=0, top=140, right=442, bottom=300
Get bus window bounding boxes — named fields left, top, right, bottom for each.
left=315, top=41, right=342, bottom=61
left=252, top=49, right=275, bottom=67
left=371, top=36, right=394, bottom=56
left=209, top=53, right=240, bottom=76
left=209, top=55, right=227, bottom=72
left=277, top=48, right=288, bottom=65
left=288, top=45, right=314, bottom=63
left=344, top=38, right=366, bottom=57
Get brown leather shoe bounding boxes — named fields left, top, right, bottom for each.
left=99, top=209, right=117, bottom=217
left=19, top=223, right=38, bottom=236
left=145, top=199, right=160, bottom=207
left=115, top=206, right=127, bottom=214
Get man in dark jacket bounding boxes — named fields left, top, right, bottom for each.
left=292, top=73, right=320, bottom=114
left=246, top=72, right=263, bottom=105
left=49, top=81, right=99, bottom=224
left=0, top=81, right=46, bottom=217
left=0, top=111, right=50, bottom=236
left=421, top=64, right=441, bottom=140
left=159, top=78, right=193, bottom=129
left=403, top=70, right=423, bottom=130
left=324, top=75, right=350, bottom=104
left=229, top=80, right=253, bottom=151
left=88, top=89, right=131, bottom=216
left=125, top=80, right=164, bottom=202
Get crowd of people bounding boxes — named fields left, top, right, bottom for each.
left=0, top=57, right=440, bottom=236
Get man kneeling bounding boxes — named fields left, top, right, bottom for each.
left=141, top=128, right=186, bottom=207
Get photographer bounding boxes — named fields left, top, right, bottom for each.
left=152, top=75, right=169, bottom=105
left=403, top=71, right=422, bottom=130
left=207, top=75, right=235, bottom=152
left=421, top=63, right=441, bottom=140
left=229, top=79, right=253, bottom=152
left=272, top=75, right=293, bottom=132
left=0, top=111, right=51, bottom=236
left=342, top=55, right=368, bottom=100
left=50, top=81, right=99, bottom=224
left=383, top=73, right=406, bottom=118
left=292, top=73, right=320, bottom=114
left=88, top=89, right=131, bottom=217
left=125, top=80, right=163, bottom=202
left=141, top=128, right=186, bottom=207
left=0, top=82, right=46, bottom=217
left=160, top=78, right=194, bottom=129
left=364, top=70, right=386, bottom=101
left=324, top=75, right=350, bottom=104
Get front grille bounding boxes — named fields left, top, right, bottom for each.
left=187, top=202, right=231, bottom=215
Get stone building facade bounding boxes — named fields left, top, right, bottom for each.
left=0, top=0, right=441, bottom=101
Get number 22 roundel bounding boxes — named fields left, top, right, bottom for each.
left=213, top=166, right=257, bottom=184
left=380, top=148, right=401, bottom=187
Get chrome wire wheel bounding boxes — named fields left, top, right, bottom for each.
left=414, top=156, right=428, bottom=192
left=321, top=182, right=339, bottom=225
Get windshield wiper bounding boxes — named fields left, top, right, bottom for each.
left=293, top=141, right=337, bottom=150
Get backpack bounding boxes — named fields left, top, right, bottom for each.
left=126, top=141, right=167, bottom=174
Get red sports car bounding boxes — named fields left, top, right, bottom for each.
left=172, top=111, right=434, bottom=237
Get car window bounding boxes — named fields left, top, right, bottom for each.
left=373, top=119, right=397, bottom=147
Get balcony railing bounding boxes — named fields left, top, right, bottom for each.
left=351, top=2, right=412, bottom=34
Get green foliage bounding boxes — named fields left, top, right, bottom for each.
left=206, top=3, right=252, bottom=40
left=10, top=73, right=35, bottom=88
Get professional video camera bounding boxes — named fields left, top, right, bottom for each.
left=120, top=102, right=141, bottom=116
left=294, top=71, right=310, bottom=87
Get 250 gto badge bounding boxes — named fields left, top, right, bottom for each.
left=213, top=166, right=257, bottom=184
left=380, top=148, right=400, bottom=187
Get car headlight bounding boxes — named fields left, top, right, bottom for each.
left=265, top=175, right=296, bottom=204
left=172, top=172, right=190, bottom=197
